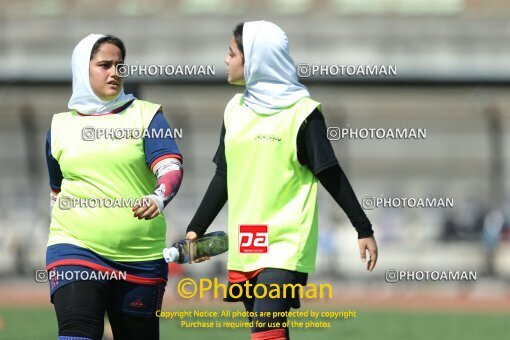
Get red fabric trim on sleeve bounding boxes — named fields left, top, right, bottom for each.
left=150, top=154, right=182, bottom=171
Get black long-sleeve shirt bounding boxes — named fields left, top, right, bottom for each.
left=187, top=109, right=374, bottom=239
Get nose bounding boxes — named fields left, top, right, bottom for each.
left=224, top=55, right=229, bottom=66
left=110, top=65, right=119, bottom=79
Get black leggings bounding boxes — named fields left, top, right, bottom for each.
left=53, top=281, right=159, bottom=340
left=240, top=268, right=308, bottom=339
left=243, top=299, right=290, bottom=339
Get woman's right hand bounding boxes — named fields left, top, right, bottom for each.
left=185, top=231, right=210, bottom=263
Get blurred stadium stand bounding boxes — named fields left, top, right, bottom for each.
left=0, top=0, right=509, bottom=282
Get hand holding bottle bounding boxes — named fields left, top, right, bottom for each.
left=185, top=231, right=210, bottom=263
left=163, top=231, right=228, bottom=264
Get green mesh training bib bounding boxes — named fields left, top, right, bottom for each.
left=225, top=94, right=321, bottom=273
left=48, top=100, right=166, bottom=261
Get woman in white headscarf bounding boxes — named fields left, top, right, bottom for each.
left=185, top=21, right=378, bottom=340
left=45, top=34, right=183, bottom=340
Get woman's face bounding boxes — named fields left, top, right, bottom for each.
left=224, top=36, right=245, bottom=85
left=89, top=43, right=124, bottom=101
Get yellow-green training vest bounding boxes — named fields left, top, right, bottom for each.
left=48, top=100, right=166, bottom=261
left=225, top=94, right=321, bottom=273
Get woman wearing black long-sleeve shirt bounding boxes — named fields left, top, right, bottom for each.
left=186, top=21, right=378, bottom=340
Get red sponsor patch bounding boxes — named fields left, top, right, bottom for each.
left=129, top=298, right=145, bottom=308
left=238, top=224, right=268, bottom=253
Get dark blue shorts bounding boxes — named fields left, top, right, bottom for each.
left=46, top=244, right=168, bottom=317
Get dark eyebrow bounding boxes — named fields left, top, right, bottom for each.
left=97, top=59, right=123, bottom=64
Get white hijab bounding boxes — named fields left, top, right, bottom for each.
left=242, top=21, right=309, bottom=114
left=68, top=34, right=135, bottom=115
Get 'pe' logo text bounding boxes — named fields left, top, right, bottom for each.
left=239, top=224, right=268, bottom=254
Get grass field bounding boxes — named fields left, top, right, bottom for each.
left=0, top=307, right=509, bottom=340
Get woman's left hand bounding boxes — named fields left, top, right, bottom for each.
left=132, top=197, right=160, bottom=220
left=358, top=235, right=378, bottom=271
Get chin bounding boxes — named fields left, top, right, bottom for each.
left=101, top=91, right=120, bottom=101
